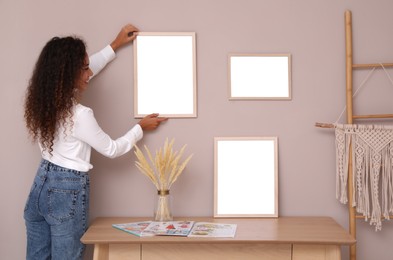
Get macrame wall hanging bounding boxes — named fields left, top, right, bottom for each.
left=335, top=124, right=393, bottom=231
left=315, top=63, right=393, bottom=231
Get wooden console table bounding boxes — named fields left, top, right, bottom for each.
left=81, top=216, right=355, bottom=260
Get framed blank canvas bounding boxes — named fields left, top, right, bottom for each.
left=134, top=32, right=197, bottom=118
left=214, top=137, right=278, bottom=217
left=229, top=54, right=291, bottom=100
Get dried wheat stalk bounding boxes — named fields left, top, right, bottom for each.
left=134, top=138, right=193, bottom=190
left=134, top=138, right=193, bottom=221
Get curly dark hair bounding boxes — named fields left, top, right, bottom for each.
left=24, top=36, right=87, bottom=154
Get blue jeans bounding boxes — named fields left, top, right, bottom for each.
left=24, top=160, right=90, bottom=260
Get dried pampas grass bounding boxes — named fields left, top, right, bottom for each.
left=134, top=138, right=193, bottom=221
left=134, top=138, right=193, bottom=191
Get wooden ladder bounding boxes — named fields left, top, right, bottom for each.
left=345, top=10, right=393, bottom=260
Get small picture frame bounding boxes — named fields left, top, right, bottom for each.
left=229, top=54, right=291, bottom=100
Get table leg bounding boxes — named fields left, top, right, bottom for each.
left=93, top=244, right=109, bottom=260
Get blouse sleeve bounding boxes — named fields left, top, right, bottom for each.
left=89, top=45, right=116, bottom=78
left=73, top=106, right=143, bottom=158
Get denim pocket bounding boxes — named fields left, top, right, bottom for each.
left=48, top=188, right=79, bottom=222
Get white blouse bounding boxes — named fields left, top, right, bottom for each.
left=40, top=45, right=143, bottom=172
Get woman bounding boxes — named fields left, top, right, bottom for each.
left=23, top=24, right=167, bottom=260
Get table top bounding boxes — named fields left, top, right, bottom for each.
left=81, top=216, right=356, bottom=245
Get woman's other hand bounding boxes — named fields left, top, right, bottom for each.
left=138, top=113, right=168, bottom=131
left=110, top=23, right=139, bottom=51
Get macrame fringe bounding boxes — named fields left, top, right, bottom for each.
left=335, top=124, right=393, bottom=231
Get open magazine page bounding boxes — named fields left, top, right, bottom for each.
left=142, top=221, right=195, bottom=236
left=112, top=221, right=154, bottom=237
left=188, top=222, right=237, bottom=237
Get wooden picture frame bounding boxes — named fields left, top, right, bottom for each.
left=214, top=137, right=278, bottom=217
left=134, top=32, right=197, bottom=118
left=229, top=54, right=291, bottom=100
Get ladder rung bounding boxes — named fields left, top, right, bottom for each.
left=356, top=215, right=393, bottom=219
left=353, top=114, right=393, bottom=119
left=353, top=63, right=393, bottom=69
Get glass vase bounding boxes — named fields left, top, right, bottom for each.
left=154, top=190, right=173, bottom=221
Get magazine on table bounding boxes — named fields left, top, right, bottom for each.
left=143, top=221, right=195, bottom=236
left=188, top=222, right=237, bottom=238
left=113, top=220, right=237, bottom=238
left=112, top=221, right=154, bottom=237
left=113, top=220, right=195, bottom=237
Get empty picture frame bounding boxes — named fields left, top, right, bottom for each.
left=229, top=54, right=291, bottom=100
left=214, top=137, right=278, bottom=217
left=134, top=32, right=197, bottom=118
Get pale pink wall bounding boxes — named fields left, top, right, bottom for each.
left=1, top=0, right=393, bottom=259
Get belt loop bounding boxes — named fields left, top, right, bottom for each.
left=44, top=160, right=50, bottom=172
